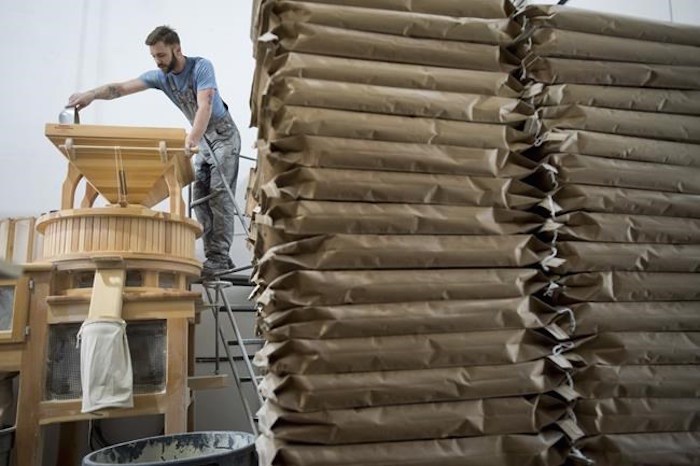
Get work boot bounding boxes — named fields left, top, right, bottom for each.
left=202, top=257, right=235, bottom=277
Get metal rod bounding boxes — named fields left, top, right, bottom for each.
left=190, top=190, right=221, bottom=208
left=219, top=287, right=265, bottom=407
left=203, top=285, right=258, bottom=434
left=214, top=287, right=220, bottom=375
left=200, top=138, right=249, bottom=232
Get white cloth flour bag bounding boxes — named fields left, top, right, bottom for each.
left=78, top=319, right=134, bottom=413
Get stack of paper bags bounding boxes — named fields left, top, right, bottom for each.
left=247, top=0, right=576, bottom=464
left=523, top=5, right=700, bottom=465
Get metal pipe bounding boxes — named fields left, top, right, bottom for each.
left=219, top=287, right=265, bottom=407
left=200, top=138, right=249, bottom=232
left=203, top=284, right=259, bottom=434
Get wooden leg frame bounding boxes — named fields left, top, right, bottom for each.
left=14, top=270, right=192, bottom=466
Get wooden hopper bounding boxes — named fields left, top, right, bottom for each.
left=45, top=123, right=194, bottom=214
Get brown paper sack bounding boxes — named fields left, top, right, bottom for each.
left=262, top=1, right=521, bottom=44
left=255, top=329, right=557, bottom=374
left=553, top=184, right=700, bottom=218
left=527, top=27, right=700, bottom=66
left=249, top=144, right=537, bottom=207
left=542, top=130, right=700, bottom=167
left=257, top=395, right=566, bottom=444
left=265, top=77, right=534, bottom=124
left=263, top=106, right=534, bottom=149
left=255, top=235, right=548, bottom=285
left=540, top=105, right=700, bottom=144
left=525, top=55, right=700, bottom=90
left=260, top=296, right=556, bottom=339
left=524, top=5, right=700, bottom=47
left=251, top=49, right=526, bottom=125
left=264, top=22, right=518, bottom=71
left=262, top=53, right=525, bottom=97
left=553, top=242, right=700, bottom=273
left=574, top=365, right=700, bottom=399
left=555, top=272, right=700, bottom=302
left=576, top=398, right=700, bottom=435
left=536, top=84, right=700, bottom=115
left=546, top=153, right=700, bottom=194
left=256, top=431, right=566, bottom=466
left=259, top=200, right=543, bottom=236
left=251, top=224, right=310, bottom=257
left=551, top=212, right=700, bottom=244
left=568, top=301, right=700, bottom=335
left=256, top=0, right=521, bottom=20
left=261, top=166, right=543, bottom=207
left=258, top=268, right=546, bottom=310
left=260, top=359, right=566, bottom=411
left=577, top=332, right=700, bottom=365
left=576, top=432, right=700, bottom=466
left=266, top=135, right=536, bottom=177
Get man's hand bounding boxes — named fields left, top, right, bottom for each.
left=185, top=133, right=199, bottom=150
left=185, top=133, right=200, bottom=155
left=66, top=91, right=96, bottom=109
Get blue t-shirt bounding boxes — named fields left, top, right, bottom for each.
left=139, top=56, right=228, bottom=125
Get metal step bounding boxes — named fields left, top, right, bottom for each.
left=199, top=304, right=257, bottom=313
left=192, top=273, right=254, bottom=287
left=239, top=375, right=265, bottom=383
left=227, top=338, right=265, bottom=346
left=196, top=355, right=254, bottom=363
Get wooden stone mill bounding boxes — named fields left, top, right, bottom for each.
left=10, top=121, right=202, bottom=465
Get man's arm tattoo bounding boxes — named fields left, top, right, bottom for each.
left=92, top=84, right=122, bottom=100
left=106, top=85, right=122, bottom=99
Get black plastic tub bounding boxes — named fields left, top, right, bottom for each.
left=0, top=425, right=14, bottom=466
left=82, top=431, right=256, bottom=466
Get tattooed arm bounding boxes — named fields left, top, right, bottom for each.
left=66, top=79, right=147, bottom=110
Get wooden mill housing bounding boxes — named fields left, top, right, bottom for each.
left=10, top=122, right=202, bottom=465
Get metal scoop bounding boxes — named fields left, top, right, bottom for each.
left=59, top=107, right=80, bottom=124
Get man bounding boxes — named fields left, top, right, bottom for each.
left=67, top=25, right=240, bottom=276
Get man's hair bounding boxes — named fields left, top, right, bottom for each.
left=145, top=26, right=180, bottom=46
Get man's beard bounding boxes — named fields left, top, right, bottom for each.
left=160, top=54, right=176, bottom=73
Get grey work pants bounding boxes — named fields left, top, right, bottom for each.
left=193, top=113, right=241, bottom=266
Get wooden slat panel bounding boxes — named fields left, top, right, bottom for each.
left=36, top=210, right=199, bottom=262
left=84, top=217, right=93, bottom=251
left=71, top=218, right=80, bottom=253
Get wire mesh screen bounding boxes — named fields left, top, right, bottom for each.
left=46, top=321, right=167, bottom=400
left=0, top=285, right=15, bottom=331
